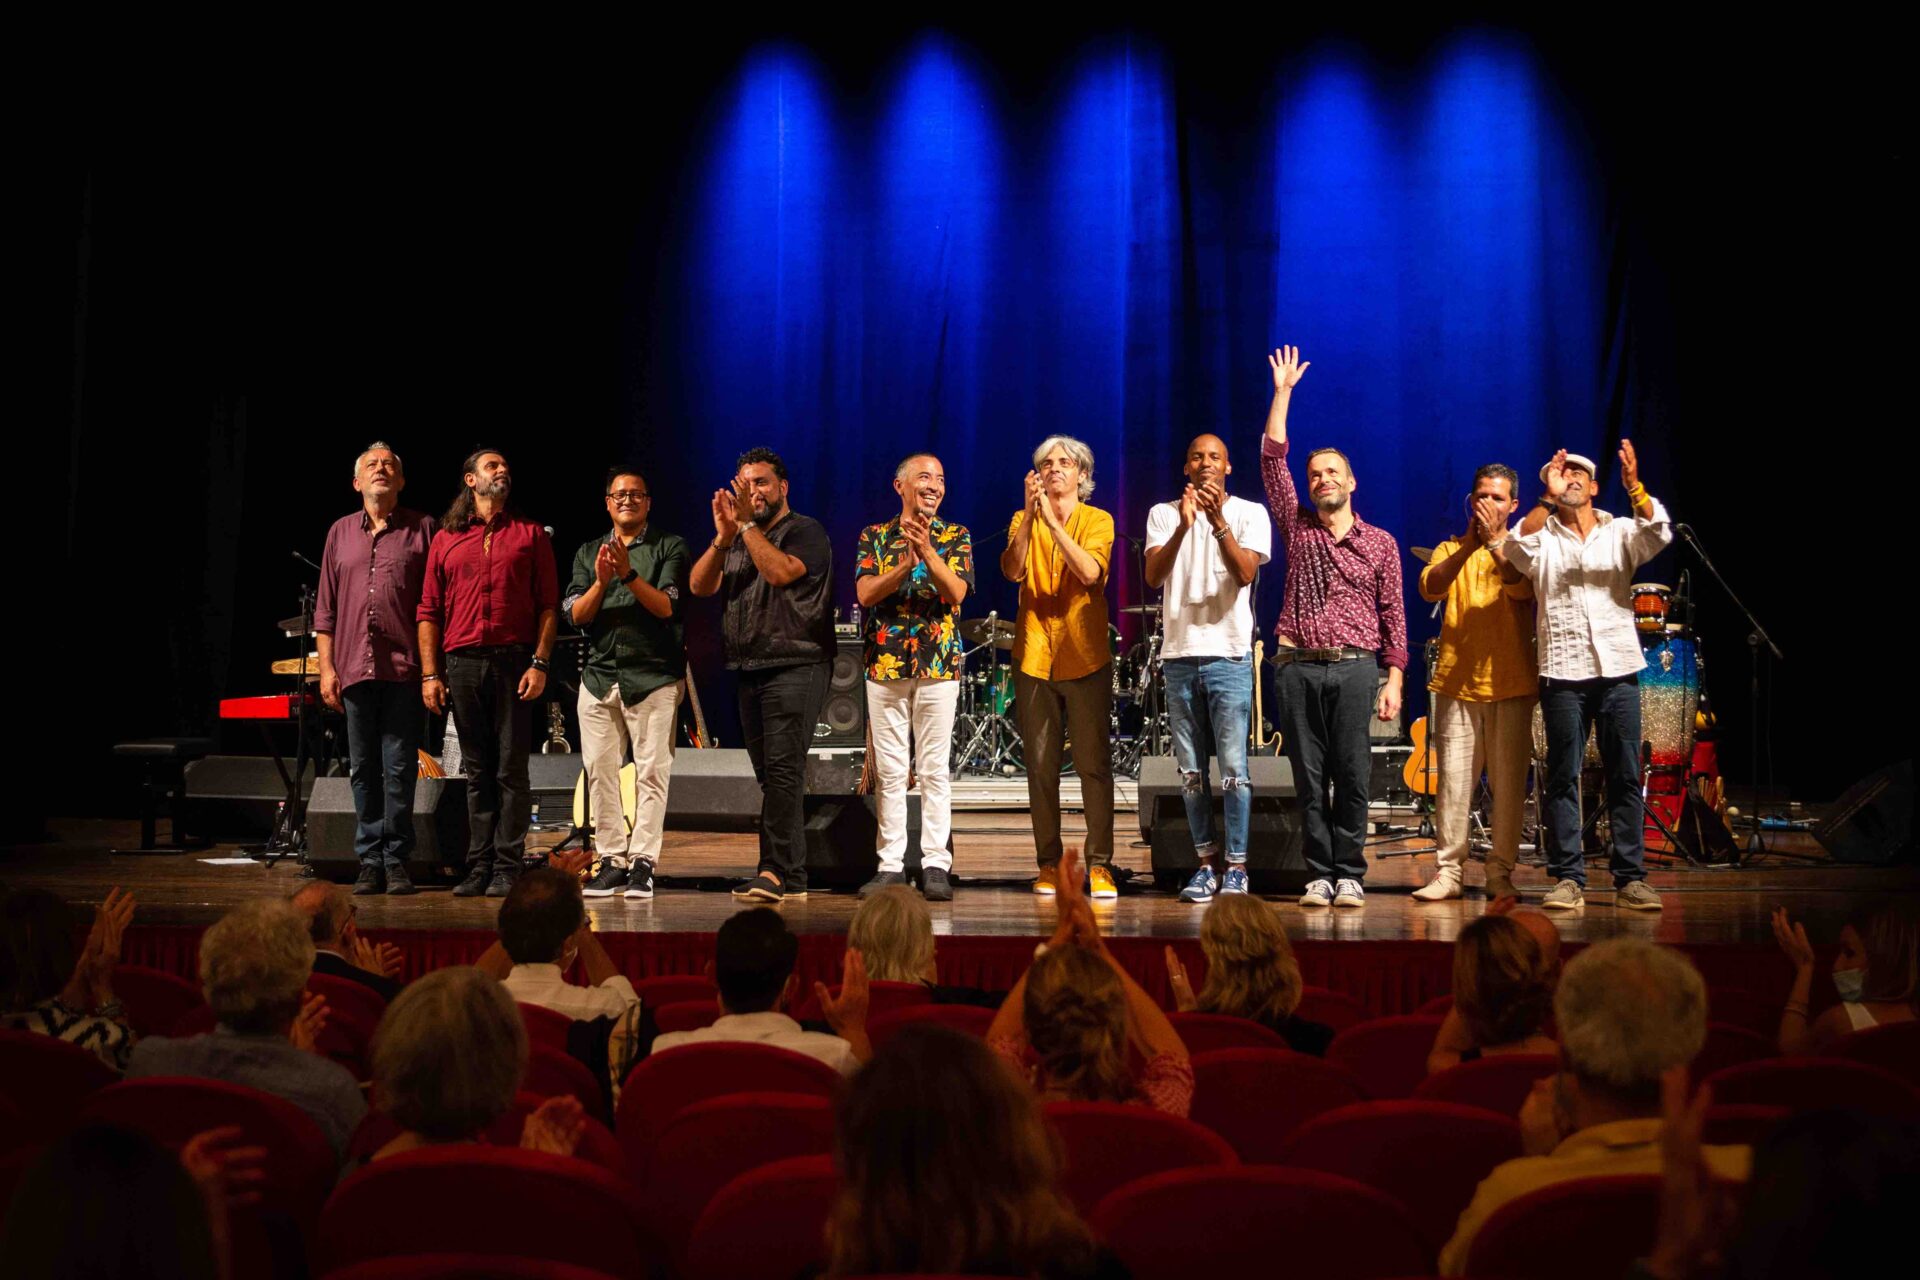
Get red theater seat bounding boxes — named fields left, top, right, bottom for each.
left=1690, top=1021, right=1776, bottom=1082
left=1167, top=1011, right=1290, bottom=1054
left=1700, top=1104, right=1789, bottom=1146
left=653, top=999, right=722, bottom=1035
left=865, top=1003, right=995, bottom=1051
left=617, top=1041, right=842, bottom=1159
left=683, top=1154, right=837, bottom=1280
left=635, top=974, right=719, bottom=1010
left=1707, top=987, right=1782, bottom=1038
left=346, top=1092, right=625, bottom=1176
left=1189, top=1048, right=1366, bottom=1162
left=1702, top=1056, right=1920, bottom=1117
left=789, top=979, right=932, bottom=1023
left=0, top=1028, right=119, bottom=1143
left=1415, top=994, right=1455, bottom=1017
left=1463, top=1175, right=1663, bottom=1280
left=517, top=1001, right=576, bottom=1052
left=1092, top=1165, right=1431, bottom=1280
left=111, top=964, right=207, bottom=1037
left=522, top=1044, right=606, bottom=1119
left=1413, top=1052, right=1559, bottom=1117
left=1326, top=1016, right=1447, bottom=1100
left=1044, top=1100, right=1237, bottom=1216
left=323, top=1258, right=621, bottom=1280
left=1295, top=986, right=1372, bottom=1031
left=306, top=972, right=389, bottom=1028
left=1829, top=1020, right=1920, bottom=1085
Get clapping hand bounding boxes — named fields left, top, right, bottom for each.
left=1648, top=1068, right=1735, bottom=1280
left=351, top=935, right=406, bottom=981
left=1178, top=485, right=1198, bottom=531
left=1619, top=439, right=1641, bottom=493
left=1164, top=945, right=1197, bottom=1012
left=66, top=887, right=134, bottom=1008
left=520, top=1095, right=587, bottom=1157
left=1024, top=471, right=1045, bottom=522
left=900, top=512, right=933, bottom=564
left=817, top=947, right=871, bottom=1036
left=1471, top=495, right=1505, bottom=544
left=593, top=541, right=625, bottom=586
left=1195, top=482, right=1226, bottom=528
left=180, top=1126, right=269, bottom=1210
left=711, top=488, right=740, bottom=542
left=1268, top=345, right=1311, bottom=392
left=289, top=991, right=329, bottom=1054
left=1771, top=907, right=1816, bottom=973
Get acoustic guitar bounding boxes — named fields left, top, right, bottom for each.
left=1402, top=716, right=1438, bottom=796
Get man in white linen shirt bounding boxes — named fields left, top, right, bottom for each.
left=1491, top=443, right=1673, bottom=912
left=1144, top=433, right=1272, bottom=903
left=477, top=866, right=642, bottom=1021
left=650, top=907, right=872, bottom=1076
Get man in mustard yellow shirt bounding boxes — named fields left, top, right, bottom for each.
left=1000, top=435, right=1117, bottom=897
left=1414, top=463, right=1536, bottom=902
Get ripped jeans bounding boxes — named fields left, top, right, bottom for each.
left=1162, top=653, right=1254, bottom=863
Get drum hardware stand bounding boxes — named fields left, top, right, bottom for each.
left=255, top=574, right=329, bottom=869
left=1674, top=523, right=1782, bottom=863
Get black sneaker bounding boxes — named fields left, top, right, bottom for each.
left=859, top=871, right=907, bottom=898
left=921, top=867, right=953, bottom=902
left=583, top=859, right=628, bottom=897
left=352, top=867, right=385, bottom=896
left=735, top=872, right=783, bottom=902
left=623, top=862, right=655, bottom=899
left=452, top=866, right=491, bottom=897
left=485, top=869, right=519, bottom=898
left=384, top=863, right=418, bottom=896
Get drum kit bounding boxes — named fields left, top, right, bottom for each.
left=950, top=606, right=1171, bottom=779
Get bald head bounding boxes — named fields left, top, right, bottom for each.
left=289, top=881, right=351, bottom=950
left=1509, top=909, right=1562, bottom=970
left=1182, top=434, right=1232, bottom=490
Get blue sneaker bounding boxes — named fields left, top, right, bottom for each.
left=1178, top=866, right=1218, bottom=903
left=1299, top=878, right=1335, bottom=907
left=1221, top=866, right=1250, bottom=895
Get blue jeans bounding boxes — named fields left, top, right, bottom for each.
left=341, top=678, right=423, bottom=873
left=1538, top=673, right=1647, bottom=888
left=1163, top=654, right=1254, bottom=862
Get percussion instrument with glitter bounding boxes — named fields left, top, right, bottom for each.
left=1531, top=631, right=1702, bottom=770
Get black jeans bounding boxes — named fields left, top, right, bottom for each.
left=341, top=678, right=422, bottom=873
left=737, top=661, right=830, bottom=891
left=1277, top=654, right=1377, bottom=883
left=445, top=645, right=534, bottom=875
left=1539, top=672, right=1647, bottom=888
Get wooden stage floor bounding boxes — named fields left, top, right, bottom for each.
left=6, top=814, right=1915, bottom=948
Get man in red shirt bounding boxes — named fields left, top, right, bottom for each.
left=417, top=447, right=560, bottom=897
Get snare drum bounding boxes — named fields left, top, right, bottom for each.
left=1631, top=583, right=1672, bottom=634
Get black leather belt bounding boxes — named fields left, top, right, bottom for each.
left=1271, top=646, right=1374, bottom=665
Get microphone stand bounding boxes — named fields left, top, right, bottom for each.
left=1674, top=523, right=1784, bottom=861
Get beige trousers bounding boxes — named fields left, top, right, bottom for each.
left=1432, top=691, right=1535, bottom=881
left=577, top=680, right=680, bottom=866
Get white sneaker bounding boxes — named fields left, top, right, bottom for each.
left=1299, top=878, right=1335, bottom=907
left=1412, top=869, right=1462, bottom=902
left=1332, top=878, right=1367, bottom=908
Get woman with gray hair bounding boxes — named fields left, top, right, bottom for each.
left=366, top=967, right=583, bottom=1162
left=845, top=886, right=1003, bottom=1007
left=125, top=900, right=367, bottom=1158
left=999, top=435, right=1119, bottom=899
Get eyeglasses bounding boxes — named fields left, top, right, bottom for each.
left=606, top=491, right=650, bottom=505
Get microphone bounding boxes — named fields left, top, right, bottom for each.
left=291, top=550, right=321, bottom=572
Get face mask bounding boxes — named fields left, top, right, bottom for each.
left=1833, top=968, right=1867, bottom=1002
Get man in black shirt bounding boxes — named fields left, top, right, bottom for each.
left=289, top=881, right=404, bottom=1002
left=688, top=446, right=835, bottom=902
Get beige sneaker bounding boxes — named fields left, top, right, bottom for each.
left=1617, top=880, right=1663, bottom=911
left=1412, top=869, right=1462, bottom=902
left=1541, top=879, right=1585, bottom=911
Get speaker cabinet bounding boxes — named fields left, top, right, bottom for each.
left=1137, top=756, right=1309, bottom=893
left=184, top=755, right=319, bottom=838
left=305, top=775, right=471, bottom=881
left=816, top=638, right=867, bottom=747
left=1816, top=760, right=1914, bottom=865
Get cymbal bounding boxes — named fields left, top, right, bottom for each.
left=1120, top=605, right=1162, bottom=616
left=1410, top=547, right=1435, bottom=562
left=960, top=618, right=1016, bottom=649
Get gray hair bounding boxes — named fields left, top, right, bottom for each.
left=847, top=885, right=935, bottom=983
left=372, top=967, right=527, bottom=1142
left=198, top=900, right=315, bottom=1033
left=354, top=440, right=404, bottom=478
left=894, top=453, right=942, bottom=483
left=1555, top=939, right=1707, bottom=1101
left=288, top=881, right=350, bottom=947
left=1032, top=436, right=1095, bottom=500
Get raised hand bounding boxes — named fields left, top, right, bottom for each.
left=1196, top=482, right=1226, bottom=526
left=1024, top=470, right=1045, bottom=518
left=1649, top=1068, right=1732, bottom=1280
left=817, top=947, right=871, bottom=1035
left=1268, top=345, right=1311, bottom=392
left=1178, top=485, right=1198, bottom=531
left=1771, top=907, right=1816, bottom=972
left=548, top=847, right=593, bottom=878
left=1164, top=945, right=1197, bottom=1011
left=731, top=473, right=756, bottom=518
left=180, top=1126, right=269, bottom=1210
left=520, top=1095, right=587, bottom=1156
left=1543, top=449, right=1572, bottom=500
left=290, top=991, right=329, bottom=1053
left=1472, top=495, right=1504, bottom=543
left=711, top=488, right=740, bottom=541
left=593, top=541, right=624, bottom=586
left=1619, top=438, right=1641, bottom=493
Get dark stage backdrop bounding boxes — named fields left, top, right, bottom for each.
left=12, top=19, right=1902, bottom=832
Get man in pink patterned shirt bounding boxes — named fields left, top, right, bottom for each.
left=1259, top=346, right=1409, bottom=908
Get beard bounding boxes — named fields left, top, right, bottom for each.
left=478, top=475, right=512, bottom=499
left=1313, top=488, right=1349, bottom=513
left=750, top=496, right=783, bottom=525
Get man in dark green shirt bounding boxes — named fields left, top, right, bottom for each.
left=564, top=466, right=689, bottom=899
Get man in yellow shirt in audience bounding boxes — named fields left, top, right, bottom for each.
left=1414, top=463, right=1536, bottom=902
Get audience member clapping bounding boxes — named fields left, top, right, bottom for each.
left=847, top=884, right=1003, bottom=1008
left=126, top=899, right=366, bottom=1159
left=290, top=880, right=406, bottom=1000
left=1439, top=938, right=1747, bottom=1276
left=1773, top=904, right=1917, bottom=1054
left=989, top=847, right=1192, bottom=1115
left=825, top=1023, right=1120, bottom=1280
left=0, top=1122, right=266, bottom=1280
left=1, top=886, right=137, bottom=1071
left=476, top=866, right=640, bottom=1022
left=1427, top=910, right=1559, bottom=1073
left=366, top=966, right=584, bottom=1163
left=1163, top=892, right=1333, bottom=1055
left=650, top=906, right=873, bottom=1074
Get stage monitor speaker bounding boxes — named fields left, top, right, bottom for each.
left=1816, top=760, right=1914, bottom=865
left=816, top=638, right=867, bottom=747
left=304, top=775, right=471, bottom=882
left=184, top=755, right=319, bottom=838
left=1137, top=756, right=1309, bottom=894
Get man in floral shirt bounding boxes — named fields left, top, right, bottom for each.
left=854, top=454, right=974, bottom=901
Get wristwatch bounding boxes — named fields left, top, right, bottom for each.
left=621, top=568, right=639, bottom=586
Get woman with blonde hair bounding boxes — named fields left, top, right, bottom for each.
left=1426, top=913, right=1557, bottom=1073
left=988, top=849, right=1192, bottom=1115
left=826, top=1024, right=1122, bottom=1279
left=845, top=884, right=1002, bottom=1008
left=1163, top=893, right=1334, bottom=1055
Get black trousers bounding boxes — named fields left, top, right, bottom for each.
left=445, top=644, right=534, bottom=875
left=737, top=661, right=830, bottom=891
left=1276, top=654, right=1377, bottom=882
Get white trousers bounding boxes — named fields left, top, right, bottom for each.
left=1431, top=691, right=1535, bottom=880
left=866, top=677, right=959, bottom=872
left=577, top=680, right=679, bottom=867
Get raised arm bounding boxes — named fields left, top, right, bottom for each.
left=1000, top=474, right=1040, bottom=581
left=687, top=488, right=739, bottom=598
left=1260, top=347, right=1310, bottom=528
left=1618, top=439, right=1675, bottom=568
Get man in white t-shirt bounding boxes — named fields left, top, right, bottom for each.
left=650, top=907, right=872, bottom=1076
left=1145, top=434, right=1273, bottom=902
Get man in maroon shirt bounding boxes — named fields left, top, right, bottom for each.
left=315, top=442, right=437, bottom=896
left=1259, top=346, right=1409, bottom=909
left=417, top=447, right=560, bottom=898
